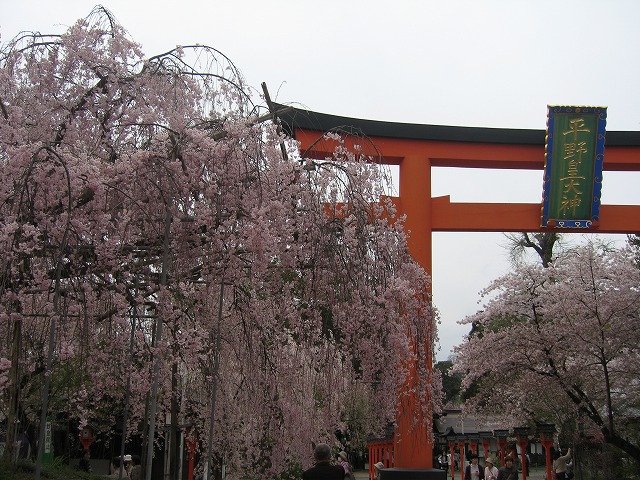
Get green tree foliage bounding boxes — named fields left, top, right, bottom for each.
left=434, top=360, right=462, bottom=406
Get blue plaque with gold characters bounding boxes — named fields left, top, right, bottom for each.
left=542, top=105, right=607, bottom=228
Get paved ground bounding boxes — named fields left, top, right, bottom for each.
left=353, top=465, right=548, bottom=480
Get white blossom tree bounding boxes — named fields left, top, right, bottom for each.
left=454, top=243, right=640, bottom=462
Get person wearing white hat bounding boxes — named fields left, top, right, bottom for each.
left=109, top=456, right=130, bottom=478
left=484, top=457, right=499, bottom=480
left=374, top=461, right=384, bottom=480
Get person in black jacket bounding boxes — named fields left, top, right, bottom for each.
left=303, top=443, right=346, bottom=480
left=465, top=453, right=484, bottom=480
left=78, top=449, right=92, bottom=473
left=497, top=456, right=518, bottom=480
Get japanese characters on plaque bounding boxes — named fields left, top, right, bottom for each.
left=542, top=105, right=607, bottom=228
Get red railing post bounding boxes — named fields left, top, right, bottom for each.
left=185, top=427, right=198, bottom=480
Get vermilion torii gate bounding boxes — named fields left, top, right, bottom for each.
left=278, top=105, right=640, bottom=478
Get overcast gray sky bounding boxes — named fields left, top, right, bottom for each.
left=3, top=0, right=640, bottom=360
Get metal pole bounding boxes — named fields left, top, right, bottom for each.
left=118, top=295, right=139, bottom=480
left=34, top=150, right=72, bottom=480
left=144, top=211, right=172, bottom=480
left=205, top=278, right=224, bottom=480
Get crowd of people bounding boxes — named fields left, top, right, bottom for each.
left=75, top=441, right=572, bottom=479
left=106, top=454, right=141, bottom=479
left=302, top=444, right=351, bottom=480
left=436, top=446, right=573, bottom=480
left=301, top=444, right=385, bottom=480
left=301, top=443, right=574, bottom=480
left=76, top=450, right=141, bottom=479
left=6, top=426, right=576, bottom=480
left=19, top=435, right=575, bottom=480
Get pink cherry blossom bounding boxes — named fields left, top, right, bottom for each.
left=0, top=7, right=438, bottom=476
left=454, top=243, right=640, bottom=462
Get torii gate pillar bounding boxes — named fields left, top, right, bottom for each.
left=391, top=155, right=434, bottom=470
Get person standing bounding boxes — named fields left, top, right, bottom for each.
left=464, top=453, right=484, bottom=480
left=484, top=457, right=499, bottom=480
left=337, top=451, right=355, bottom=480
left=565, top=457, right=574, bottom=480
left=303, top=443, right=346, bottom=480
left=438, top=450, right=450, bottom=472
left=553, top=448, right=572, bottom=480
left=374, top=461, right=384, bottom=480
left=78, top=448, right=92, bottom=473
left=109, top=456, right=130, bottom=479
left=18, top=431, right=30, bottom=460
left=497, top=456, right=518, bottom=480
left=129, top=455, right=141, bottom=480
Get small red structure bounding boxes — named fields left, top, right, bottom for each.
left=78, top=426, right=94, bottom=450
left=513, top=427, right=531, bottom=480
left=537, top=424, right=556, bottom=480
left=185, top=427, right=198, bottom=480
left=456, top=435, right=467, bottom=480
left=478, top=431, right=492, bottom=461
left=467, top=434, right=479, bottom=455
left=368, top=437, right=393, bottom=479
left=447, top=435, right=457, bottom=480
left=493, top=429, right=509, bottom=465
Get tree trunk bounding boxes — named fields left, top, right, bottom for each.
left=205, top=278, right=224, bottom=480
left=603, top=427, right=640, bottom=463
left=170, top=354, right=179, bottom=480
left=2, top=316, right=21, bottom=463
